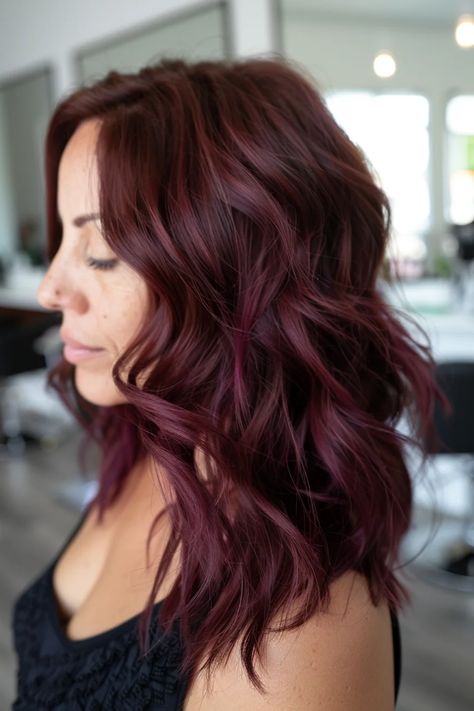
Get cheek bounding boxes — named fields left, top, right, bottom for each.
left=110, top=308, right=144, bottom=354
left=100, top=277, right=148, bottom=356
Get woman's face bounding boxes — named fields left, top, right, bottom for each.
left=36, top=118, right=149, bottom=406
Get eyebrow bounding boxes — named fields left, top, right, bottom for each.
left=57, top=212, right=102, bottom=227
left=74, top=212, right=101, bottom=227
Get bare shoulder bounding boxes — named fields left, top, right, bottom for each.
left=183, top=571, right=395, bottom=711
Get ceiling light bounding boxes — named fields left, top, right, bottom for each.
left=373, top=51, right=396, bottom=79
left=455, top=14, right=474, bottom=48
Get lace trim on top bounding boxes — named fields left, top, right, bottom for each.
left=11, top=508, right=188, bottom=710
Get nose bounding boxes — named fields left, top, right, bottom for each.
left=36, top=260, right=85, bottom=313
left=36, top=275, right=63, bottom=311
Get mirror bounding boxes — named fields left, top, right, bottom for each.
left=0, top=66, right=53, bottom=274
left=76, top=1, right=230, bottom=84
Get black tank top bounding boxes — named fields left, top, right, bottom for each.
left=11, top=507, right=402, bottom=709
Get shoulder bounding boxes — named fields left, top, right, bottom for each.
left=183, top=571, right=395, bottom=711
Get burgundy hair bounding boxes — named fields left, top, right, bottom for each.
left=43, top=56, right=449, bottom=693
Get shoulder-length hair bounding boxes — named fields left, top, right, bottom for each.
left=44, top=55, right=447, bottom=692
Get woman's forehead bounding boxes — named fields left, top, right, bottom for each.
left=57, top=129, right=100, bottom=217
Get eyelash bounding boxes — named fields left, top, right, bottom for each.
left=86, top=257, right=118, bottom=271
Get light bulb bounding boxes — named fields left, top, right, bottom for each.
left=455, top=14, right=474, bottom=48
left=373, top=51, right=396, bottom=79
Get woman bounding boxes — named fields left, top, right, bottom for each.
left=11, top=56, right=446, bottom=710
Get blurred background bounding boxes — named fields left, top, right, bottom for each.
left=0, top=1, right=473, bottom=709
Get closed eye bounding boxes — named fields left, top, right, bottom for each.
left=86, top=257, right=118, bottom=270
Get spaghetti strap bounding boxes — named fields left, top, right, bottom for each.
left=390, top=608, right=402, bottom=705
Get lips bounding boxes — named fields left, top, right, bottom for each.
left=59, top=330, right=103, bottom=351
left=59, top=330, right=105, bottom=363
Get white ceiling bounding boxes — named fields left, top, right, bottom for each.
left=284, top=0, right=474, bottom=26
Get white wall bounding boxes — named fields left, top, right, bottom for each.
left=281, top=9, right=474, bottom=268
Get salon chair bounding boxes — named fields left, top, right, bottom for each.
left=451, top=220, right=474, bottom=311
left=414, top=360, right=474, bottom=592
left=0, top=312, right=62, bottom=453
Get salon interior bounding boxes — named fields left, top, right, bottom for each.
left=0, top=1, right=473, bottom=709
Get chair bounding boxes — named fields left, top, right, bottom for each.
left=0, top=312, right=62, bottom=453
left=414, top=361, right=474, bottom=592
left=450, top=221, right=474, bottom=311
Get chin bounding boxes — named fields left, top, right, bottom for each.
left=74, top=368, right=128, bottom=407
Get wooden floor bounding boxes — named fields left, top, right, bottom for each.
left=1, top=427, right=473, bottom=710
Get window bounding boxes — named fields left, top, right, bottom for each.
left=325, top=92, right=430, bottom=271
left=446, top=95, right=474, bottom=225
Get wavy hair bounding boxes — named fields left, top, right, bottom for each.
left=43, top=55, right=448, bottom=693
